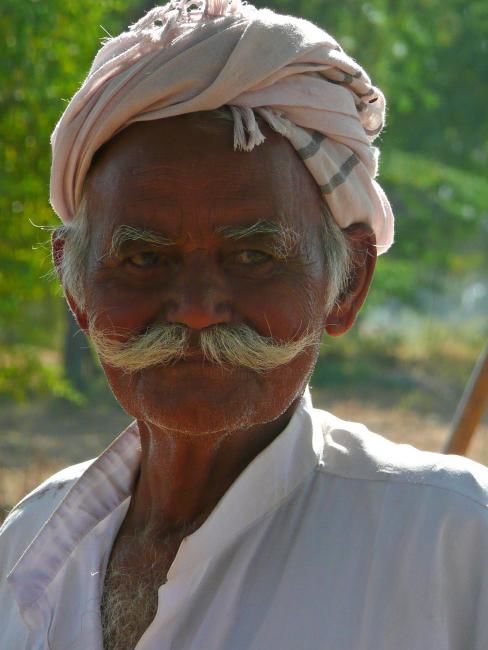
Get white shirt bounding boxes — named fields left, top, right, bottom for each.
left=1, top=391, right=488, bottom=650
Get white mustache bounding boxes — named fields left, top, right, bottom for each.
left=88, top=322, right=319, bottom=373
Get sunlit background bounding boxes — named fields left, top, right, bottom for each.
left=1, top=0, right=487, bottom=514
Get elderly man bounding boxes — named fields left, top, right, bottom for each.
left=1, top=1, right=487, bottom=649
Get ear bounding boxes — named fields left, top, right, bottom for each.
left=324, top=223, right=377, bottom=337
left=51, top=230, right=89, bottom=333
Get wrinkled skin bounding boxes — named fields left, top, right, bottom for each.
left=54, top=113, right=376, bottom=541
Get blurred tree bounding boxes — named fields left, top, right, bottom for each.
left=0, top=0, right=128, bottom=399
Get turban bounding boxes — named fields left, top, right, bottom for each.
left=50, top=0, right=394, bottom=254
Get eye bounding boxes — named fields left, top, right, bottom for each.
left=232, top=250, right=272, bottom=265
left=126, top=251, right=160, bottom=268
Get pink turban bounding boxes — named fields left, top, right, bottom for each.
left=50, top=0, right=394, bottom=253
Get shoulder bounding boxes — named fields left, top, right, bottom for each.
left=308, top=409, right=488, bottom=645
left=314, top=407, right=488, bottom=510
left=0, top=460, right=94, bottom=578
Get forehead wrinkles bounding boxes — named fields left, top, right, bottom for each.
left=83, top=118, right=323, bottom=246
left=88, top=114, right=312, bottom=191
left=93, top=157, right=302, bottom=207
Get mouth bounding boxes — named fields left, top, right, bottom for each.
left=168, top=349, right=225, bottom=368
left=169, top=349, right=247, bottom=372
left=179, top=348, right=209, bottom=362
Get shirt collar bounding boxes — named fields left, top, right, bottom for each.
left=7, top=421, right=141, bottom=615
left=8, top=388, right=324, bottom=615
left=168, top=388, right=324, bottom=578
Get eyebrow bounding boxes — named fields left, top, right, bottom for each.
left=105, top=220, right=300, bottom=260
left=216, top=220, right=300, bottom=259
left=106, top=225, right=175, bottom=258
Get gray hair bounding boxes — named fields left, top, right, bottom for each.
left=57, top=194, right=90, bottom=310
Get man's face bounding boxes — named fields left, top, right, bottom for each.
left=79, top=114, right=330, bottom=434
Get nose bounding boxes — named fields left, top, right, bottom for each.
left=164, top=252, right=233, bottom=330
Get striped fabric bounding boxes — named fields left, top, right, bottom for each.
left=50, top=0, right=394, bottom=253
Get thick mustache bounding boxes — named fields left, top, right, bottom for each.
left=88, top=322, right=318, bottom=373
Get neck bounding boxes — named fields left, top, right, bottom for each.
left=119, top=400, right=300, bottom=540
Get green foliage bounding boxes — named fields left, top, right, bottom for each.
left=0, top=345, right=84, bottom=403
left=372, top=150, right=488, bottom=305
left=0, top=0, right=129, bottom=397
left=0, top=0, right=128, bottom=340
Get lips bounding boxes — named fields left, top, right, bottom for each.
left=172, top=348, right=222, bottom=366
left=179, top=347, right=207, bottom=361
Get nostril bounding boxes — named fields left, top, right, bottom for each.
left=163, top=260, right=233, bottom=328
left=164, top=296, right=232, bottom=330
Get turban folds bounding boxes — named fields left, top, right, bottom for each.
left=50, top=0, right=394, bottom=253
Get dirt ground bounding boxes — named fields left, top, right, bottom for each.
left=1, top=385, right=486, bottom=520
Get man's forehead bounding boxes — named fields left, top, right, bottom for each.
left=88, top=113, right=299, bottom=179
left=83, top=115, right=323, bottom=236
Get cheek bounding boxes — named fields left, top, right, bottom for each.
left=101, top=363, right=144, bottom=420
left=239, top=275, right=326, bottom=339
left=85, top=263, right=327, bottom=338
left=86, top=284, right=162, bottom=333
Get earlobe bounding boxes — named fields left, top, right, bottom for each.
left=324, top=223, right=377, bottom=337
left=51, top=230, right=89, bottom=333
left=325, top=302, right=355, bottom=337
